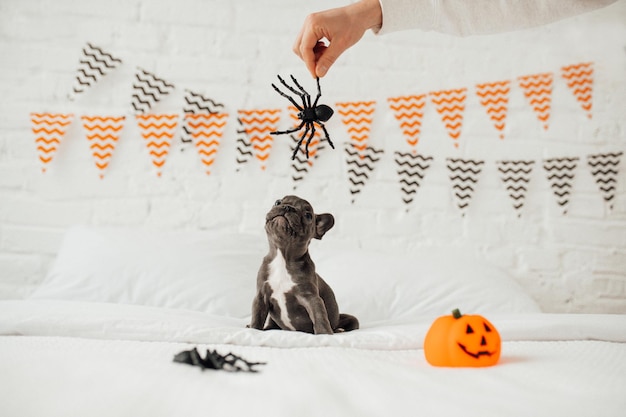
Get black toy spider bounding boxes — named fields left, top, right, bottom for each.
left=270, top=75, right=335, bottom=160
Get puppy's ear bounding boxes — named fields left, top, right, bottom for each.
left=314, top=213, right=334, bottom=240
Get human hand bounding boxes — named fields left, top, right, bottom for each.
left=293, top=0, right=382, bottom=78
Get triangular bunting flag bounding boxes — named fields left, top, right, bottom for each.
left=131, top=68, right=175, bottom=115
left=81, top=115, right=125, bottom=178
left=587, top=151, right=622, bottom=211
left=30, top=113, right=74, bottom=173
left=543, top=157, right=578, bottom=215
left=69, top=43, right=122, bottom=100
left=136, top=114, right=179, bottom=176
left=496, top=160, right=535, bottom=217
left=290, top=134, right=328, bottom=189
left=387, top=94, right=426, bottom=151
left=345, top=143, right=384, bottom=203
left=237, top=109, right=281, bottom=170
left=234, top=117, right=254, bottom=171
left=394, top=151, right=434, bottom=206
left=561, top=62, right=593, bottom=119
left=335, top=101, right=376, bottom=155
left=446, top=158, right=484, bottom=216
left=181, top=90, right=225, bottom=146
left=184, top=113, right=228, bottom=175
left=476, top=80, right=510, bottom=139
left=518, top=72, right=553, bottom=130
left=430, top=88, right=466, bottom=148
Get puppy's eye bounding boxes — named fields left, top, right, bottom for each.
left=274, top=200, right=281, bottom=206
left=304, top=212, right=313, bottom=221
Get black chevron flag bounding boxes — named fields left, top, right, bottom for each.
left=291, top=134, right=327, bottom=189
left=181, top=90, right=225, bottom=146
left=69, top=43, right=122, bottom=100
left=446, top=158, right=484, bottom=216
left=587, top=151, right=622, bottom=211
left=394, top=152, right=434, bottom=206
left=235, top=117, right=253, bottom=171
left=345, top=143, right=384, bottom=203
left=496, top=160, right=535, bottom=217
left=131, top=68, right=175, bottom=115
left=543, top=157, right=579, bottom=215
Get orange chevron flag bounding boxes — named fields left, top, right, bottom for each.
left=429, top=88, right=466, bottom=148
left=237, top=109, right=280, bottom=170
left=30, top=113, right=74, bottom=173
left=288, top=105, right=323, bottom=162
left=136, top=114, right=179, bottom=177
left=387, top=94, right=426, bottom=153
left=81, top=116, right=125, bottom=178
left=335, top=101, right=376, bottom=155
left=185, top=113, right=228, bottom=175
left=518, top=72, right=553, bottom=130
left=561, top=62, right=593, bottom=119
left=475, top=80, right=510, bottom=140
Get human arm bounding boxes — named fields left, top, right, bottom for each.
left=293, top=0, right=618, bottom=77
left=378, top=0, right=619, bottom=35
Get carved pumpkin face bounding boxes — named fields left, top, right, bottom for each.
left=424, top=309, right=501, bottom=367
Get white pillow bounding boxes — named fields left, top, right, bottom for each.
left=30, top=226, right=266, bottom=319
left=312, top=247, right=541, bottom=324
left=32, top=227, right=540, bottom=323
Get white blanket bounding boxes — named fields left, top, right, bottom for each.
left=1, top=300, right=625, bottom=417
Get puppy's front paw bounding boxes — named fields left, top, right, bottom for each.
left=314, top=324, right=333, bottom=335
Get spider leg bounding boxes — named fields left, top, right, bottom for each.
left=271, top=120, right=305, bottom=135
left=289, top=75, right=310, bottom=97
left=277, top=75, right=304, bottom=97
left=317, top=122, right=335, bottom=149
left=305, top=122, right=316, bottom=159
left=291, top=123, right=310, bottom=160
left=313, top=77, right=322, bottom=107
left=286, top=75, right=311, bottom=110
left=272, top=83, right=303, bottom=111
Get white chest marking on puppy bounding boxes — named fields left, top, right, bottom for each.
left=267, top=251, right=296, bottom=330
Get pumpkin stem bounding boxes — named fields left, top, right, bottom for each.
left=452, top=309, right=462, bottom=319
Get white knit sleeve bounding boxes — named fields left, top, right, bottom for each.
left=376, top=0, right=618, bottom=36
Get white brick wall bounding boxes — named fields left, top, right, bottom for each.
left=0, top=0, right=625, bottom=312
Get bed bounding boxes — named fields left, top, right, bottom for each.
left=1, top=227, right=625, bottom=417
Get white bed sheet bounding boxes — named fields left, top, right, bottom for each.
left=1, top=300, right=625, bottom=417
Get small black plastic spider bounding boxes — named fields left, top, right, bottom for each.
left=270, top=75, right=335, bottom=160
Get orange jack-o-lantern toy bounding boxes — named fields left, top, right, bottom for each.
left=424, top=309, right=501, bottom=367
